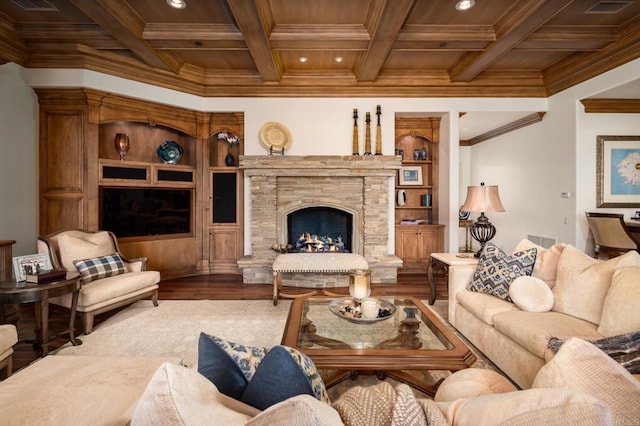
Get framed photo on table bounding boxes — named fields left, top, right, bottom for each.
left=597, top=135, right=640, bottom=207
left=399, top=166, right=423, bottom=186
left=12, top=253, right=53, bottom=282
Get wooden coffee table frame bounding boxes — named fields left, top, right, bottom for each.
left=281, top=296, right=476, bottom=396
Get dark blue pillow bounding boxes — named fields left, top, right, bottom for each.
left=240, top=345, right=329, bottom=410
left=197, top=333, right=267, bottom=400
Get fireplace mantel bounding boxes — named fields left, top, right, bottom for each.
left=239, top=155, right=403, bottom=286
left=240, top=155, right=401, bottom=175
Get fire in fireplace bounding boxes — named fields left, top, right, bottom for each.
left=287, top=206, right=352, bottom=252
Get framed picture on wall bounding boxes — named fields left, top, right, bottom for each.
left=12, top=253, right=52, bottom=282
left=597, top=135, right=640, bottom=207
left=398, top=166, right=423, bottom=186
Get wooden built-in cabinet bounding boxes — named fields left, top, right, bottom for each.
left=394, top=116, right=445, bottom=272
left=36, top=89, right=244, bottom=279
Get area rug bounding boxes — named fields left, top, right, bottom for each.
left=53, top=298, right=502, bottom=399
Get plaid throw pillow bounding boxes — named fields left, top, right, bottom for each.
left=73, top=253, right=127, bottom=284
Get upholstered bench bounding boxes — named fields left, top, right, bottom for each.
left=271, top=253, right=368, bottom=305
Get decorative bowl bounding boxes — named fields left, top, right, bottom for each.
left=157, top=140, right=183, bottom=164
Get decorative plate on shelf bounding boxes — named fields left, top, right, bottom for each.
left=328, top=297, right=396, bottom=324
left=259, top=122, right=292, bottom=152
left=458, top=207, right=470, bottom=220
left=157, top=140, right=183, bottom=164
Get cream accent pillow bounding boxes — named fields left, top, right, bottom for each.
left=508, top=276, right=554, bottom=312
left=533, top=338, right=640, bottom=425
left=552, top=246, right=640, bottom=324
left=57, top=232, right=116, bottom=272
left=598, top=266, right=640, bottom=337
left=513, top=239, right=566, bottom=288
left=131, top=362, right=259, bottom=426
left=436, top=388, right=611, bottom=425
left=247, top=395, right=342, bottom=426
left=434, top=368, right=516, bottom=402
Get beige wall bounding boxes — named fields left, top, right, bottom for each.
left=0, top=63, right=39, bottom=263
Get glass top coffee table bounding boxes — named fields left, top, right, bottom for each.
left=281, top=296, right=476, bottom=396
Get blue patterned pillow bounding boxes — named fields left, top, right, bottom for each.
left=240, top=345, right=329, bottom=410
left=468, top=242, right=537, bottom=302
left=73, top=253, right=127, bottom=284
left=197, top=333, right=268, bottom=400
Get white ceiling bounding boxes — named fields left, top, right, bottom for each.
left=460, top=78, right=640, bottom=141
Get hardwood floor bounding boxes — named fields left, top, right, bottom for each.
left=5, top=273, right=431, bottom=378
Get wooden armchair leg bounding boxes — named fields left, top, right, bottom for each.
left=151, top=290, right=159, bottom=306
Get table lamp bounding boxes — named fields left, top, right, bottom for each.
left=460, top=182, right=505, bottom=257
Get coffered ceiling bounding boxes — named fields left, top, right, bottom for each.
left=1, top=0, right=640, bottom=98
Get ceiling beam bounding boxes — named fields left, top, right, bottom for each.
left=356, top=0, right=416, bottom=82
left=69, top=0, right=181, bottom=73
left=581, top=99, right=640, bottom=113
left=270, top=24, right=370, bottom=50
left=226, top=0, right=281, bottom=82
left=461, top=112, right=546, bottom=146
left=449, top=0, right=573, bottom=82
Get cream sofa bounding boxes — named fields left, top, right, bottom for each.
left=37, top=230, right=160, bottom=334
left=0, top=339, right=637, bottom=424
left=448, top=240, right=640, bottom=389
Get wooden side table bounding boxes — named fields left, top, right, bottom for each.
left=0, top=274, right=82, bottom=355
left=427, top=253, right=478, bottom=305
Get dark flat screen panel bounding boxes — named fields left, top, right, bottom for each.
left=103, top=166, right=147, bottom=180
left=212, top=173, right=237, bottom=223
left=100, top=187, right=191, bottom=237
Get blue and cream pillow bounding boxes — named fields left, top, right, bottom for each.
left=197, top=333, right=329, bottom=410
left=197, top=333, right=268, bottom=400
left=73, top=253, right=128, bottom=284
left=468, top=242, right=537, bottom=302
left=241, top=345, right=329, bottom=410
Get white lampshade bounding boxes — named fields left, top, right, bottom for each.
left=461, top=183, right=505, bottom=213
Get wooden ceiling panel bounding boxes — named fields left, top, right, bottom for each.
left=127, top=0, right=234, bottom=24
left=0, top=0, right=637, bottom=97
left=279, top=50, right=358, bottom=71
left=268, top=0, right=370, bottom=24
left=490, top=50, right=572, bottom=71
left=174, top=49, right=256, bottom=71
left=383, top=50, right=462, bottom=71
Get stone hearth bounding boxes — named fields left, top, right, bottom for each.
left=239, top=155, right=402, bottom=286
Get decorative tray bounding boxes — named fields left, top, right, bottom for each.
left=259, top=122, right=292, bottom=151
left=328, top=297, right=396, bottom=324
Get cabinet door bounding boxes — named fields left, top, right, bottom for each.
left=209, top=228, right=240, bottom=271
left=396, top=225, right=444, bottom=272
left=395, top=227, right=422, bottom=264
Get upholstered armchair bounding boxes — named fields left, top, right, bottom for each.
left=0, top=324, right=18, bottom=378
left=37, top=230, right=160, bottom=334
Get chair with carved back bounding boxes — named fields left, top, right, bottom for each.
left=585, top=212, right=639, bottom=259
left=37, top=230, right=160, bottom=334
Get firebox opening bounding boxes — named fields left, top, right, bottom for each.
left=287, top=206, right=353, bottom=252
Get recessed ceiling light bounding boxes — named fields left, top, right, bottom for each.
left=334, top=56, right=344, bottom=63
left=167, top=0, right=186, bottom=9
left=298, top=56, right=309, bottom=63
left=455, top=0, right=475, bottom=11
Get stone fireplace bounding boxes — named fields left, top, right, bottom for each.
left=239, top=155, right=402, bottom=286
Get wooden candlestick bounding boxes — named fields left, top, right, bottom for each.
left=352, top=108, right=359, bottom=155
left=375, top=105, right=382, bottom=155
left=364, top=112, right=372, bottom=155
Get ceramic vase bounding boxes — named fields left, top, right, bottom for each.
left=225, top=149, right=235, bottom=166
left=114, top=133, right=130, bottom=160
